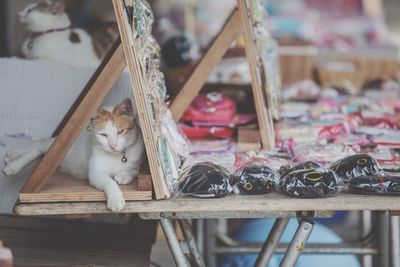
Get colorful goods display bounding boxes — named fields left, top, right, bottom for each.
left=180, top=92, right=256, bottom=139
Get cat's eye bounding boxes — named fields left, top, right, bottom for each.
left=99, top=133, right=107, bottom=137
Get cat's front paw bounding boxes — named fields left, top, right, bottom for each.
left=3, top=162, right=21, bottom=176
left=107, top=192, right=126, bottom=212
left=114, top=173, right=133, bottom=185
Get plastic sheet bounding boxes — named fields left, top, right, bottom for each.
left=176, top=162, right=232, bottom=198
left=330, top=154, right=383, bottom=183
left=232, top=160, right=279, bottom=195
left=349, top=175, right=400, bottom=195
left=279, top=162, right=340, bottom=198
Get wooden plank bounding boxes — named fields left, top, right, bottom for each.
left=170, top=9, right=242, bottom=121
left=20, top=41, right=126, bottom=194
left=112, top=0, right=169, bottom=199
left=19, top=171, right=151, bottom=203
left=14, top=191, right=400, bottom=216
left=138, top=165, right=152, bottom=191
left=237, top=128, right=261, bottom=151
left=237, top=0, right=275, bottom=150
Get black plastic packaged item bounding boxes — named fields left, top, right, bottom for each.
left=280, top=166, right=340, bottom=198
left=279, top=161, right=323, bottom=177
left=349, top=175, right=400, bottom=195
left=330, top=154, right=383, bottom=183
left=176, top=162, right=232, bottom=198
left=232, top=160, right=279, bottom=195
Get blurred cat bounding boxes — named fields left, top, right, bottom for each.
left=19, top=0, right=119, bottom=66
left=3, top=98, right=144, bottom=212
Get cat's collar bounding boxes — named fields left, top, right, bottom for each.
left=29, top=27, right=70, bottom=39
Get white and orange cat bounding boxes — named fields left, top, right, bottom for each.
left=19, top=0, right=118, bottom=66
left=3, top=98, right=144, bottom=212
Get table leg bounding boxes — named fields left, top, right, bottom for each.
left=179, top=219, right=206, bottom=267
left=377, top=211, right=390, bottom=267
left=360, top=211, right=373, bottom=267
left=390, top=216, right=400, bottom=267
left=279, top=217, right=314, bottom=267
left=159, top=218, right=189, bottom=267
left=254, top=218, right=289, bottom=267
left=205, top=219, right=217, bottom=267
left=196, top=219, right=205, bottom=255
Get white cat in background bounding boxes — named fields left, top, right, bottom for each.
left=3, top=98, right=145, bottom=212
left=19, top=0, right=117, bottom=66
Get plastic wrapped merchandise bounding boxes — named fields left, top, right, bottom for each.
left=330, top=154, right=383, bottom=183
left=349, top=175, right=400, bottom=195
left=279, top=161, right=323, bottom=178
left=176, top=162, right=232, bottom=198
left=232, top=160, right=279, bottom=195
left=279, top=165, right=341, bottom=198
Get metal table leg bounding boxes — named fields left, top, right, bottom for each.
left=360, top=210, right=373, bottom=267
left=280, top=217, right=314, bottom=267
left=254, top=218, right=289, bottom=267
left=377, top=211, right=390, bottom=267
left=179, top=219, right=206, bottom=267
left=390, top=216, right=400, bottom=267
left=159, top=218, right=189, bottom=267
left=196, top=219, right=205, bottom=255
left=205, top=219, right=217, bottom=267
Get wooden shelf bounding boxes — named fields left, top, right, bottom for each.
left=15, top=190, right=400, bottom=216
left=19, top=171, right=152, bottom=203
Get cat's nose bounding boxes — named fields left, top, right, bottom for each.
left=110, top=144, right=117, bottom=150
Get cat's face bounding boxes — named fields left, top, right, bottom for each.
left=19, top=0, right=66, bottom=30
left=90, top=98, right=137, bottom=154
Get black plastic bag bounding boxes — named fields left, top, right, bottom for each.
left=280, top=162, right=340, bottom=198
left=349, top=175, right=400, bottom=195
left=176, top=162, right=232, bottom=198
left=330, top=154, right=383, bottom=183
left=279, top=161, right=323, bottom=177
left=232, top=160, right=279, bottom=195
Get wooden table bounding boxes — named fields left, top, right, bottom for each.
left=14, top=190, right=400, bottom=267
left=14, top=190, right=400, bottom=216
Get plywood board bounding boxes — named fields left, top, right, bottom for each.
left=113, top=0, right=179, bottom=199
left=19, top=171, right=152, bottom=203
left=15, top=190, right=400, bottom=216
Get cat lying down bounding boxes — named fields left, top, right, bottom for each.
left=3, top=98, right=145, bottom=212
left=19, top=0, right=119, bottom=66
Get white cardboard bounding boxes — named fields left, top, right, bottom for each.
left=0, top=58, right=134, bottom=214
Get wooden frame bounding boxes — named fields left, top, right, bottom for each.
left=18, top=39, right=153, bottom=203
left=170, top=0, right=276, bottom=150
left=18, top=0, right=279, bottom=204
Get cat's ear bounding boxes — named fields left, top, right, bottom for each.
left=90, top=108, right=109, bottom=124
left=113, top=98, right=133, bottom=117
left=50, top=0, right=65, bottom=15
left=97, top=108, right=109, bottom=117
